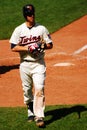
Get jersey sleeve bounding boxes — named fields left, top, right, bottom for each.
left=42, top=27, right=53, bottom=44
left=9, top=27, right=21, bottom=45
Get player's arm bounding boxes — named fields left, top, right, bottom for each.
left=10, top=28, right=29, bottom=52
left=42, top=27, right=53, bottom=50
left=11, top=43, right=28, bottom=52
left=11, top=43, right=40, bottom=54
left=44, top=42, right=53, bottom=50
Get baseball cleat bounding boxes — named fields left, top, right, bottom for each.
left=35, top=117, right=45, bottom=127
left=28, top=116, right=34, bottom=122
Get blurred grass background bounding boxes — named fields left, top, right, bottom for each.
left=0, top=0, right=87, bottom=39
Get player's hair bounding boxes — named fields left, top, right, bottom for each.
left=23, top=4, right=35, bottom=20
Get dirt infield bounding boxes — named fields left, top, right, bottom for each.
left=0, top=15, right=87, bottom=107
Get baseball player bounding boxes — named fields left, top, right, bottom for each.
left=9, top=4, right=53, bottom=127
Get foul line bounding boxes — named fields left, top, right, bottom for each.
left=72, top=44, right=87, bottom=55
left=0, top=44, right=87, bottom=67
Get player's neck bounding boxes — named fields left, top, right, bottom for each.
left=26, top=21, right=35, bottom=28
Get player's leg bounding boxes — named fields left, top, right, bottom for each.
left=19, top=64, right=34, bottom=121
left=32, top=64, right=46, bottom=127
left=33, top=74, right=45, bottom=117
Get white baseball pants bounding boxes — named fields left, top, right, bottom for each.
left=19, top=60, right=46, bottom=118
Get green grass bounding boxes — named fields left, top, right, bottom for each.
left=0, top=0, right=87, bottom=39
left=0, top=105, right=87, bottom=130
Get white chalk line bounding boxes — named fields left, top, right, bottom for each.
left=0, top=53, right=87, bottom=60
left=0, top=52, right=87, bottom=62
left=52, top=45, right=87, bottom=67
left=0, top=45, right=87, bottom=67
left=54, top=62, right=75, bottom=67
left=45, top=52, right=67, bottom=57
left=72, top=44, right=87, bottom=55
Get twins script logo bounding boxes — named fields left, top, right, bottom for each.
left=20, top=35, right=41, bottom=45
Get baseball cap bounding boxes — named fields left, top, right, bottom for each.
left=23, top=4, right=35, bottom=18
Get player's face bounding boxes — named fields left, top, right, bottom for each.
left=27, top=15, right=35, bottom=24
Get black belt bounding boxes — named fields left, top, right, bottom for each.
left=24, top=60, right=36, bottom=62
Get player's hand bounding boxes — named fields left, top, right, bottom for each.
left=28, top=43, right=41, bottom=56
left=28, top=42, right=46, bottom=56
left=28, top=43, right=38, bottom=53
left=36, top=42, right=47, bottom=52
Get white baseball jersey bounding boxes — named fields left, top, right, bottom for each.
left=10, top=22, right=52, bottom=62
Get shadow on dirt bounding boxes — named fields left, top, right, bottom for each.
left=0, top=64, right=19, bottom=74
left=45, top=105, right=87, bottom=125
